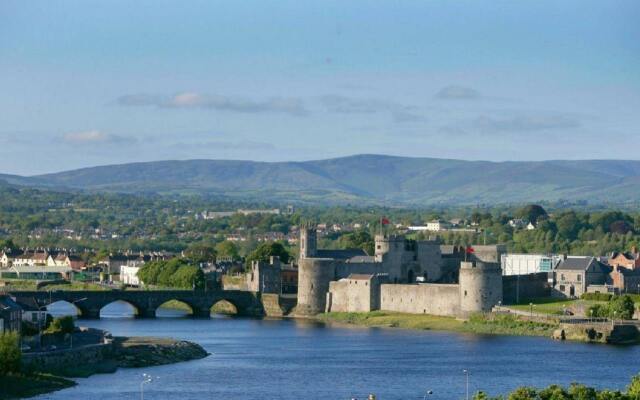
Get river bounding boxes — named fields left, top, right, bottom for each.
left=36, top=301, right=640, bottom=400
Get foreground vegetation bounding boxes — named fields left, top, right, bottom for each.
left=474, top=373, right=640, bottom=400
left=320, top=311, right=558, bottom=337
left=0, top=332, right=75, bottom=399
left=0, top=373, right=75, bottom=400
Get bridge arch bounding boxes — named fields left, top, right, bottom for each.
left=47, top=300, right=81, bottom=317
left=99, top=300, right=142, bottom=318
left=156, top=299, right=195, bottom=317
left=210, top=299, right=239, bottom=316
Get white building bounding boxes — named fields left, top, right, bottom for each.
left=426, top=220, right=452, bottom=232
left=501, top=253, right=563, bottom=276
left=120, top=265, right=141, bottom=286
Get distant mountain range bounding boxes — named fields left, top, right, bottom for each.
left=3, top=155, right=640, bottom=205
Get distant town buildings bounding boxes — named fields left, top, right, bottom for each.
left=197, top=207, right=293, bottom=220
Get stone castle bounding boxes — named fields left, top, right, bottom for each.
left=296, top=225, right=506, bottom=317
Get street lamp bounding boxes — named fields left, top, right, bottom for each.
left=140, top=373, right=156, bottom=400
left=463, top=369, right=470, bottom=400
left=68, top=297, right=87, bottom=349
left=529, top=302, right=534, bottom=318
left=33, top=301, right=48, bottom=351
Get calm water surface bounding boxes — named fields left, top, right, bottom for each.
left=36, top=302, right=640, bottom=400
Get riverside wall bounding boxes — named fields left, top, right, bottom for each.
left=380, top=284, right=460, bottom=316
left=22, top=343, right=112, bottom=371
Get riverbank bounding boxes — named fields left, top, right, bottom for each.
left=318, top=311, right=559, bottom=337
left=0, top=374, right=75, bottom=400
left=6, top=333, right=208, bottom=399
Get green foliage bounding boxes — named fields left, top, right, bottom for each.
left=184, top=243, right=217, bottom=264
left=539, top=384, right=571, bottom=400
left=337, top=230, right=375, bottom=255
left=45, top=315, right=75, bottom=335
left=136, top=258, right=205, bottom=289
left=516, top=204, right=548, bottom=223
left=0, top=332, right=22, bottom=375
left=245, top=242, right=290, bottom=269
left=0, top=238, right=17, bottom=250
left=508, top=387, right=539, bottom=400
left=567, top=383, right=598, bottom=400
left=627, top=374, right=640, bottom=399
left=474, top=391, right=492, bottom=400
left=609, top=295, right=635, bottom=320
left=587, top=303, right=609, bottom=318
left=215, top=241, right=240, bottom=261
left=169, top=265, right=205, bottom=289
left=587, top=295, right=635, bottom=319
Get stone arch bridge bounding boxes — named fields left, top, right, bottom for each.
left=10, top=289, right=264, bottom=319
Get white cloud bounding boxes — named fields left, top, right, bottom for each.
left=435, top=86, right=481, bottom=100
left=475, top=115, right=581, bottom=132
left=62, top=130, right=132, bottom=144
left=117, top=92, right=308, bottom=116
left=319, top=94, right=425, bottom=123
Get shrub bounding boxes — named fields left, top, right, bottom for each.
left=588, top=303, right=609, bottom=318
left=581, top=293, right=613, bottom=302
left=0, top=332, right=22, bottom=375
left=609, top=295, right=635, bottom=320
left=45, top=316, right=75, bottom=335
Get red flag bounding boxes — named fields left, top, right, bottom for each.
left=381, top=217, right=390, bottom=225
left=466, top=246, right=475, bottom=254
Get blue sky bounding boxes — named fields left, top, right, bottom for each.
left=1, top=0, right=639, bottom=175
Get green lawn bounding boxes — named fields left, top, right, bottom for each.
left=41, top=282, right=109, bottom=291
left=508, top=298, right=605, bottom=315
left=0, top=280, right=39, bottom=290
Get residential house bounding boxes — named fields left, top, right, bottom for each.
left=1, top=249, right=25, bottom=267
left=609, top=266, right=640, bottom=294
left=508, top=219, right=527, bottom=229
left=426, top=220, right=452, bottom=232
left=0, top=295, right=22, bottom=333
left=554, top=256, right=611, bottom=298
left=15, top=297, right=48, bottom=327
left=608, top=248, right=640, bottom=271
left=12, top=250, right=49, bottom=267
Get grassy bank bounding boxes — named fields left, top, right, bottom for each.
left=0, top=373, right=75, bottom=400
left=508, top=298, right=605, bottom=315
left=319, top=311, right=558, bottom=337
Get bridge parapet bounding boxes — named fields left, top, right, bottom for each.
left=8, top=289, right=264, bottom=319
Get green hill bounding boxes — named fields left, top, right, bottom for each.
left=4, top=155, right=640, bottom=205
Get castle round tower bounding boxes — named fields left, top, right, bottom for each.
left=300, top=225, right=317, bottom=258
left=296, top=258, right=335, bottom=315
left=459, top=260, right=503, bottom=315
